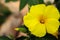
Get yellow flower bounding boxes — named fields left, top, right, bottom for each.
left=23, top=4, right=59, bottom=37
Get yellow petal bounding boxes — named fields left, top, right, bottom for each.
left=52, top=31, right=58, bottom=38
left=45, top=19, right=59, bottom=35
left=30, top=22, right=46, bottom=37
left=23, top=13, right=38, bottom=28
left=30, top=4, right=46, bottom=18
left=45, top=5, right=59, bottom=19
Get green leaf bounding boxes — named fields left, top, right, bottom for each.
left=5, top=0, right=17, bottom=3
left=0, top=36, right=12, bottom=40
left=19, top=28, right=27, bottom=33
left=38, top=0, right=44, bottom=4
left=20, top=0, right=28, bottom=10
left=28, top=0, right=39, bottom=6
left=18, top=25, right=29, bottom=33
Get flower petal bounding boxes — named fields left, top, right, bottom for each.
left=45, top=5, right=59, bottom=19
left=23, top=13, right=38, bottom=28
left=30, top=22, right=46, bottom=37
left=30, top=4, right=46, bottom=18
left=45, top=19, right=59, bottom=34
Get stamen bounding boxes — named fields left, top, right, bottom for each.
left=39, top=15, right=46, bottom=24
left=40, top=19, right=45, bottom=24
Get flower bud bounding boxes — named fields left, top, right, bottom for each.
left=44, top=0, right=54, bottom=4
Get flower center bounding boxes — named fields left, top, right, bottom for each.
left=39, top=15, right=46, bottom=24
left=40, top=19, right=45, bottom=24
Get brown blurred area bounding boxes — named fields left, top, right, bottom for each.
left=0, top=0, right=28, bottom=38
